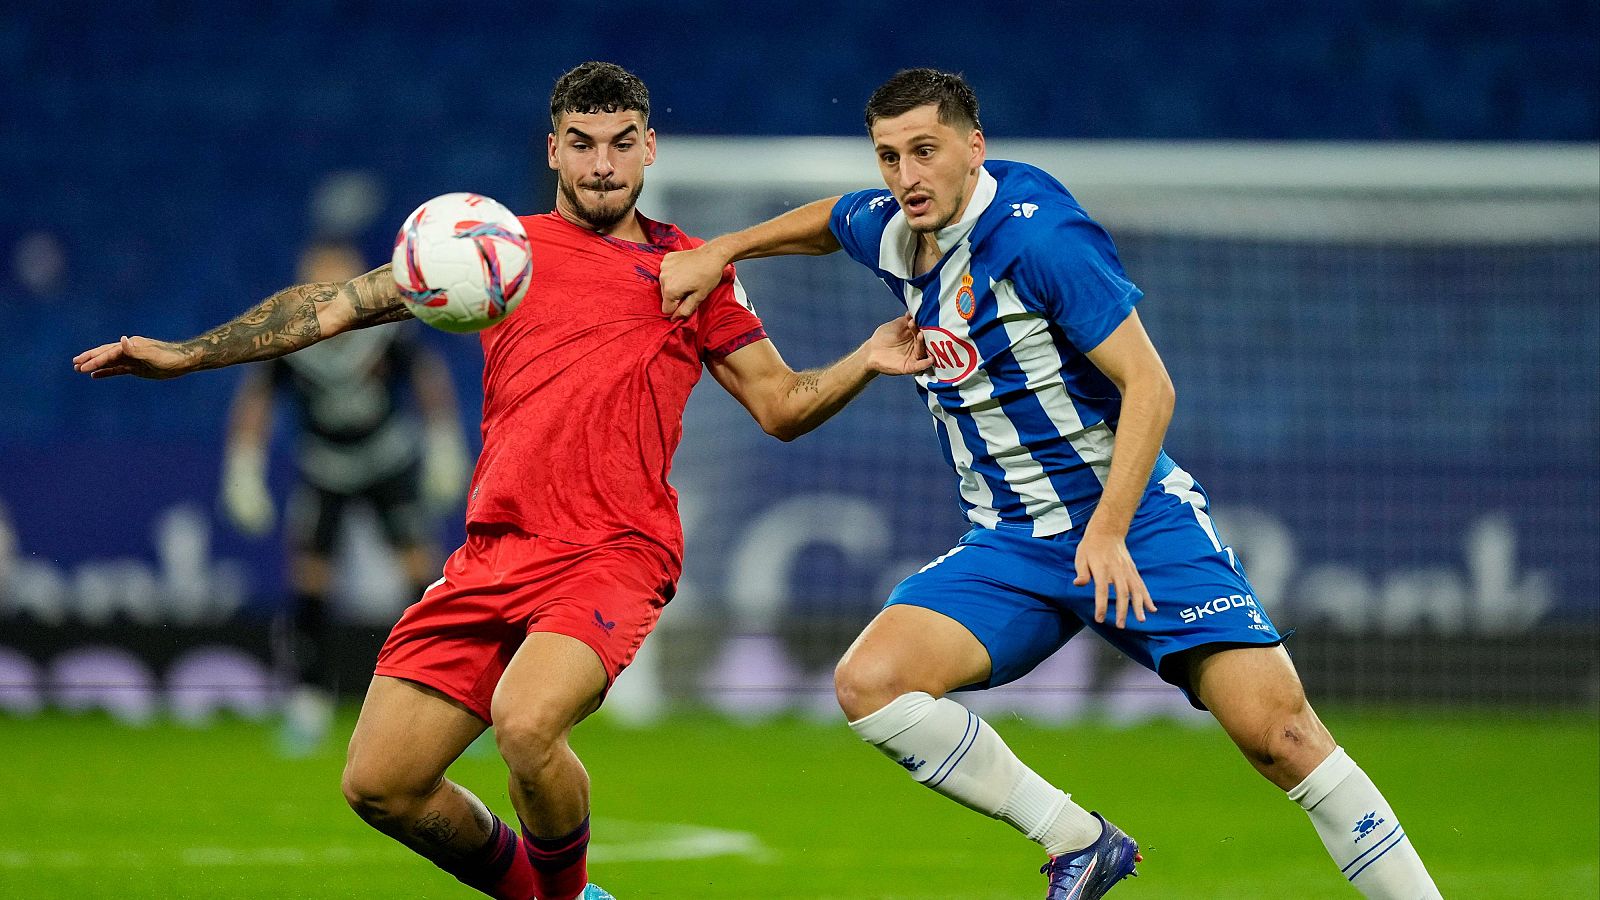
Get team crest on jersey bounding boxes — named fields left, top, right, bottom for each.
left=955, top=273, right=976, bottom=320
left=922, top=326, right=979, bottom=384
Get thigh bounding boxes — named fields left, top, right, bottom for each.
left=1072, top=487, right=1284, bottom=707
left=345, top=675, right=488, bottom=792
left=519, top=538, right=675, bottom=690
left=883, top=529, right=1083, bottom=690
left=838, top=604, right=995, bottom=699
left=488, top=631, right=611, bottom=734
left=1187, top=643, right=1308, bottom=724
left=374, top=535, right=526, bottom=722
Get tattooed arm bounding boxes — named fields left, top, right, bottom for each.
left=72, top=264, right=411, bottom=379
left=707, top=313, right=931, bottom=442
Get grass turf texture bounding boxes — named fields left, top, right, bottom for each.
left=1, top=709, right=1594, bottom=898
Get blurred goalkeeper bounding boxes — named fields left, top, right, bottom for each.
left=661, top=69, right=1442, bottom=900
left=73, top=61, right=929, bottom=900
left=221, top=238, right=469, bottom=754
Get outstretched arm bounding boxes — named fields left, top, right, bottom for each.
left=660, top=196, right=842, bottom=319
left=73, top=263, right=410, bottom=379
left=708, top=313, right=930, bottom=442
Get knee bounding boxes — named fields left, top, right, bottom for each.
left=1237, top=701, right=1336, bottom=784
left=493, top=712, right=568, bottom=781
left=340, top=760, right=434, bottom=827
left=834, top=653, right=922, bottom=722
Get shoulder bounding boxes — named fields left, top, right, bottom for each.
left=980, top=162, right=1115, bottom=261
left=637, top=214, right=693, bottom=251
left=832, top=188, right=899, bottom=230
left=518, top=212, right=560, bottom=236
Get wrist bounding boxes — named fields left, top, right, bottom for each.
left=1084, top=509, right=1131, bottom=540
left=854, top=341, right=883, bottom=377
left=703, top=233, right=743, bottom=265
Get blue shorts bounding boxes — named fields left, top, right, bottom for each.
left=886, top=479, right=1283, bottom=709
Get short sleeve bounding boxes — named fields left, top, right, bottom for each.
left=829, top=189, right=896, bottom=270
left=699, top=267, right=767, bottom=360
left=1015, top=217, right=1143, bottom=352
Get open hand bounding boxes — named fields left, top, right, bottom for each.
left=660, top=244, right=731, bottom=319
left=1073, top=527, right=1157, bottom=628
left=865, top=314, right=933, bottom=376
left=73, top=336, right=193, bottom=379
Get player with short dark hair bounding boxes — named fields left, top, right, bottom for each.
left=660, top=67, right=1442, bottom=900
left=74, top=61, right=931, bottom=900
left=862, top=66, right=981, bottom=132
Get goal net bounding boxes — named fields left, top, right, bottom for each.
left=606, top=139, right=1600, bottom=723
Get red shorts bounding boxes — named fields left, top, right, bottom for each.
left=374, top=526, right=676, bottom=723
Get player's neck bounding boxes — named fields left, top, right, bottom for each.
left=914, top=234, right=944, bottom=276
left=912, top=173, right=982, bottom=272
left=553, top=200, right=649, bottom=244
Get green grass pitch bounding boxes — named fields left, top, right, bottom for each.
left=1, top=708, right=1594, bottom=898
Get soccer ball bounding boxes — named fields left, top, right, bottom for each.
left=391, top=192, right=533, bottom=333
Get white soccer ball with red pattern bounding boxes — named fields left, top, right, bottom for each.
left=391, top=192, right=533, bottom=333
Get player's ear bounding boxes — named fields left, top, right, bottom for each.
left=547, top=132, right=559, bottom=171
left=643, top=128, right=657, bottom=167
left=969, top=128, right=986, bottom=170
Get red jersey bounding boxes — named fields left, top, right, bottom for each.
left=464, top=211, right=765, bottom=571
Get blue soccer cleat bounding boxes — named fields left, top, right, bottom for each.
left=1040, top=812, right=1141, bottom=899
left=579, top=885, right=616, bottom=900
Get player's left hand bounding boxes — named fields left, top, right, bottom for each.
left=1073, top=527, right=1157, bottom=628
left=864, top=314, right=932, bottom=376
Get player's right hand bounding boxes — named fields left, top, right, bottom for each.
left=72, top=336, right=193, bottom=379
left=660, top=244, right=730, bottom=319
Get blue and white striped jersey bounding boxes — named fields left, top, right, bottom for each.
left=830, top=159, right=1178, bottom=536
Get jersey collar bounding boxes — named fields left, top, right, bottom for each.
left=879, top=165, right=999, bottom=281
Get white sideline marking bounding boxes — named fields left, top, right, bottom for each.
left=0, top=819, right=766, bottom=868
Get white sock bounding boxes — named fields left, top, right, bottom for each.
left=850, top=692, right=1102, bottom=855
left=1288, top=747, right=1442, bottom=899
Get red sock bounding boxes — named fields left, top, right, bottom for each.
left=439, top=816, right=538, bottom=899
left=523, top=815, right=590, bottom=900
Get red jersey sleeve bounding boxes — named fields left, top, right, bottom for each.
left=698, top=265, right=767, bottom=360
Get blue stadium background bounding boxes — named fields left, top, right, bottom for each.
left=1, top=3, right=1596, bottom=702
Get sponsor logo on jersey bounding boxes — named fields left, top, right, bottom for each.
left=955, top=273, right=976, bottom=320
left=921, top=326, right=979, bottom=384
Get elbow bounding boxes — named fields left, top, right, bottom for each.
left=1122, top=370, right=1175, bottom=418
left=762, top=418, right=804, bottom=442
left=1156, top=371, right=1176, bottom=410
left=756, top=407, right=806, bottom=442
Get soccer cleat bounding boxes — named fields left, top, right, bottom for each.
left=579, top=885, right=616, bottom=900
left=1040, top=812, right=1141, bottom=899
